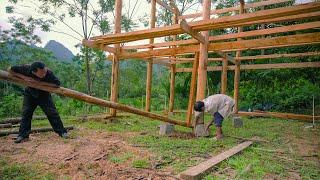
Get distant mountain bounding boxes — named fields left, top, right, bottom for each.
left=44, top=40, right=74, bottom=62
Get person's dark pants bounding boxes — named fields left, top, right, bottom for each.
left=214, top=112, right=224, bottom=127
left=18, top=94, right=66, bottom=138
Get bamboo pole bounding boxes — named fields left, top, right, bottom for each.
left=186, top=52, right=200, bottom=126
left=0, top=70, right=189, bottom=127
left=196, top=0, right=210, bottom=101
left=145, top=0, right=156, bottom=112
left=0, top=116, right=46, bottom=124
left=234, top=0, right=245, bottom=114
left=221, top=53, right=228, bottom=94
left=169, top=64, right=176, bottom=113
left=168, top=14, right=178, bottom=113
left=238, top=111, right=320, bottom=122
left=110, top=0, right=122, bottom=116
left=0, top=123, right=12, bottom=128
left=0, top=126, right=74, bottom=137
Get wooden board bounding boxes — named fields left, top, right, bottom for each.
left=179, top=141, right=253, bottom=180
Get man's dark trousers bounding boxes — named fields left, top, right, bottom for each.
left=19, top=94, right=66, bottom=138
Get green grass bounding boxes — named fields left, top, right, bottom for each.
left=132, top=159, right=150, bottom=169
left=0, top=158, right=55, bottom=180
left=3, top=113, right=320, bottom=179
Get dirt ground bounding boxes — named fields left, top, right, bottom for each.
left=0, top=128, right=178, bottom=179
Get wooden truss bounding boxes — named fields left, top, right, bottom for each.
left=83, top=0, right=320, bottom=124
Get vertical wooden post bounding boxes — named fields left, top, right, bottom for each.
left=234, top=0, right=244, bottom=114
left=186, top=52, right=200, bottom=126
left=169, top=64, right=176, bottom=113
left=196, top=0, right=210, bottom=101
left=221, top=53, right=228, bottom=94
left=168, top=14, right=178, bottom=113
left=145, top=0, right=156, bottom=112
left=110, top=0, right=122, bottom=116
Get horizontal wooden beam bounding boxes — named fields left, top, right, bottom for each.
left=0, top=70, right=189, bottom=127
left=176, top=61, right=320, bottom=72
left=115, top=32, right=320, bottom=59
left=85, top=2, right=320, bottom=46
left=179, top=0, right=290, bottom=19
left=238, top=111, right=320, bottom=122
left=121, top=20, right=320, bottom=50
left=237, top=52, right=320, bottom=61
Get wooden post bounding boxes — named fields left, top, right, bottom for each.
left=145, top=0, right=156, bottom=112
left=221, top=53, right=228, bottom=94
left=234, top=0, right=245, bottom=114
left=169, top=64, right=176, bottom=113
left=168, top=13, right=178, bottom=113
left=186, top=52, right=200, bottom=126
left=196, top=0, right=210, bottom=101
left=110, top=0, right=122, bottom=116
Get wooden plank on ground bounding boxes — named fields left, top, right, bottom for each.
left=179, top=141, right=253, bottom=180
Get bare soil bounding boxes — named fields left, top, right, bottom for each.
left=0, top=128, right=178, bottom=179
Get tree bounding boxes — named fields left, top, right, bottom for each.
left=5, top=0, right=143, bottom=95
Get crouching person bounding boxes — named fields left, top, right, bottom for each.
left=194, top=94, right=235, bottom=140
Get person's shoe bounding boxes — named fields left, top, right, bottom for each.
left=14, top=136, right=29, bottom=143
left=60, top=132, right=69, bottom=139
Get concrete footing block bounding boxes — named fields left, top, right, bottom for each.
left=159, top=123, right=175, bottom=135
left=233, top=117, right=243, bottom=128
left=194, top=124, right=210, bottom=137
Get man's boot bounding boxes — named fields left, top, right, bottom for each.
left=14, top=136, right=29, bottom=143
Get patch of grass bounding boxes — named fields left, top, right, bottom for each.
left=0, top=158, right=55, bottom=180
left=108, top=152, right=134, bottom=164
left=132, top=159, right=150, bottom=169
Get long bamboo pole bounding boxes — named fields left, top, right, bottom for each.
left=168, top=14, right=178, bottom=113
left=196, top=0, right=210, bottom=101
left=234, top=0, right=245, bottom=114
left=110, top=0, right=122, bottom=116
left=0, top=70, right=189, bottom=127
left=221, top=53, right=228, bottom=94
left=0, top=126, right=74, bottom=137
left=186, top=52, right=200, bottom=126
left=145, top=0, right=156, bottom=112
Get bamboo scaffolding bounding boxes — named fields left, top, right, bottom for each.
left=176, top=62, right=320, bottom=72
left=84, top=2, right=320, bottom=46
left=114, top=32, right=320, bottom=59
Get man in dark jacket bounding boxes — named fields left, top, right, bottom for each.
left=8, top=61, right=68, bottom=143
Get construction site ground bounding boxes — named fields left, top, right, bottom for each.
left=0, top=113, right=319, bottom=179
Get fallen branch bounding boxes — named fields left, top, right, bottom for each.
left=0, top=126, right=74, bottom=137
left=0, top=116, right=46, bottom=124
